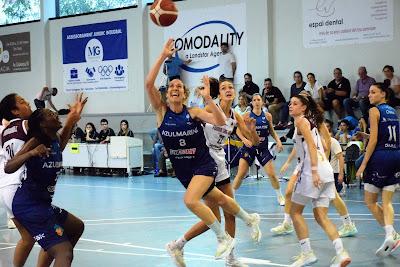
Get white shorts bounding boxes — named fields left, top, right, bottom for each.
left=0, top=184, right=19, bottom=218
left=291, top=191, right=330, bottom=208
left=209, top=148, right=230, bottom=184
left=364, top=183, right=397, bottom=194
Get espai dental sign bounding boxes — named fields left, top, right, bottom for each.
left=164, top=3, right=247, bottom=85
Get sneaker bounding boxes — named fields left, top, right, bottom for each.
left=376, top=236, right=395, bottom=257
left=277, top=195, right=285, bottom=206
left=330, top=250, right=351, bottom=267
left=226, top=257, right=249, bottom=267
left=390, top=232, right=400, bottom=253
left=7, top=218, right=16, bottom=229
left=215, top=234, right=235, bottom=259
left=247, top=213, right=262, bottom=242
left=338, top=223, right=358, bottom=238
left=290, top=251, right=318, bottom=267
left=270, top=222, right=294, bottom=236
left=166, top=240, right=186, bottom=267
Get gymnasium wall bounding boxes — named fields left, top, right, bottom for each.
left=272, top=0, right=400, bottom=97
left=0, top=0, right=399, bottom=127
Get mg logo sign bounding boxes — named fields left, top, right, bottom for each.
left=85, top=38, right=103, bottom=62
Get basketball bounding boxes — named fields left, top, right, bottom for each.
left=149, top=0, right=178, bottom=27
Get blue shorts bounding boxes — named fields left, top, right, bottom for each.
left=13, top=200, right=69, bottom=251
left=364, top=150, right=400, bottom=188
left=241, top=146, right=273, bottom=167
left=173, top=160, right=218, bottom=196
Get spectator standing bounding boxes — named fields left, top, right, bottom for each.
left=217, top=42, right=236, bottom=82
left=34, top=87, right=58, bottom=111
left=163, top=51, right=192, bottom=82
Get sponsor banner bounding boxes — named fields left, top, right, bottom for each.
left=164, top=3, right=247, bottom=87
left=303, top=0, right=393, bottom=48
left=0, top=32, right=31, bottom=74
left=62, top=20, right=128, bottom=93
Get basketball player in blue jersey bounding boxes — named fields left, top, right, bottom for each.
left=0, top=94, right=54, bottom=267
left=5, top=94, right=87, bottom=267
left=146, top=39, right=262, bottom=260
left=166, top=79, right=260, bottom=267
left=232, top=93, right=285, bottom=205
left=356, top=83, right=400, bottom=256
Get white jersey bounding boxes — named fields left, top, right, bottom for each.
left=203, top=108, right=237, bottom=151
left=293, top=120, right=335, bottom=199
left=0, top=118, right=27, bottom=188
left=203, top=107, right=237, bottom=183
left=0, top=125, right=6, bottom=178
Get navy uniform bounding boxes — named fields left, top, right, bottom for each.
left=12, top=139, right=69, bottom=251
left=241, top=111, right=273, bottom=167
left=159, top=106, right=217, bottom=194
left=364, top=104, right=400, bottom=192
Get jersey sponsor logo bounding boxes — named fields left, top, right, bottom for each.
left=161, top=128, right=199, bottom=137
left=47, top=185, right=56, bottom=193
left=42, top=161, right=62, bottom=168
left=212, top=125, right=231, bottom=135
left=169, top=148, right=196, bottom=155
left=385, top=143, right=397, bottom=148
left=33, top=233, right=45, bottom=241
left=54, top=224, right=64, bottom=237
left=256, top=125, right=268, bottom=130
left=386, top=109, right=395, bottom=115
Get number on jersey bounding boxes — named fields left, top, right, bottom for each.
left=388, top=125, right=397, bottom=142
left=5, top=143, right=14, bottom=158
left=179, top=139, right=186, bottom=147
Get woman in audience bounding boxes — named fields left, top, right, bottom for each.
left=117, top=120, right=134, bottom=137
left=84, top=122, right=98, bottom=143
left=305, top=73, right=325, bottom=109
left=232, top=93, right=285, bottom=206
left=233, top=93, right=251, bottom=115
left=146, top=38, right=261, bottom=260
left=356, top=83, right=400, bottom=257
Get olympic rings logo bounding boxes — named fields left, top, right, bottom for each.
left=98, top=65, right=113, bottom=76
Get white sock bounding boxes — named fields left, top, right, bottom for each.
left=283, top=213, right=292, bottom=225
left=175, top=236, right=187, bottom=249
left=274, top=188, right=283, bottom=197
left=341, top=214, right=352, bottom=225
left=384, top=225, right=395, bottom=239
left=235, top=207, right=252, bottom=224
left=299, top=238, right=312, bottom=254
left=332, top=238, right=344, bottom=255
left=207, top=220, right=225, bottom=240
left=227, top=247, right=236, bottom=260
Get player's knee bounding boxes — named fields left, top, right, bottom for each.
left=183, top=197, right=199, bottom=210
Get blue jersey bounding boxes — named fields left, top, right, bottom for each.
left=159, top=106, right=216, bottom=184
left=15, top=139, right=62, bottom=204
left=250, top=110, right=270, bottom=148
left=375, top=104, right=399, bottom=151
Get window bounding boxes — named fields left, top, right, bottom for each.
left=0, top=0, right=41, bottom=25
left=57, top=0, right=137, bottom=17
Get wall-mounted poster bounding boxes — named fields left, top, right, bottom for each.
left=0, top=32, right=31, bottom=74
left=163, top=3, right=247, bottom=87
left=62, top=20, right=128, bottom=93
left=303, top=0, right=393, bottom=48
